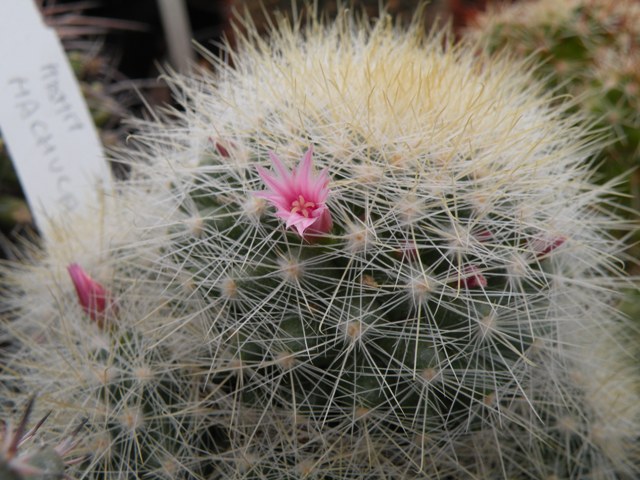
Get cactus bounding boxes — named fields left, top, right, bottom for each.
left=0, top=219, right=216, bottom=478
left=1, top=8, right=639, bottom=479
left=0, top=397, right=84, bottom=480
left=468, top=0, right=640, bottom=218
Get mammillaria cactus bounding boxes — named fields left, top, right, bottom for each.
left=468, top=0, right=640, bottom=211
left=1, top=8, right=639, bottom=479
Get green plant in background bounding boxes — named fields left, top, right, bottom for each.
left=469, top=0, right=640, bottom=226
left=1, top=8, right=639, bottom=479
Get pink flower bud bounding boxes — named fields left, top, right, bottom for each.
left=475, top=229, right=493, bottom=242
left=395, top=240, right=419, bottom=261
left=459, top=265, right=488, bottom=289
left=530, top=235, right=567, bottom=258
left=216, top=142, right=230, bottom=158
left=208, top=137, right=233, bottom=157
left=67, top=263, right=114, bottom=328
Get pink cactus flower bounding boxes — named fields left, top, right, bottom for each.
left=67, top=263, right=113, bottom=327
left=256, top=147, right=332, bottom=238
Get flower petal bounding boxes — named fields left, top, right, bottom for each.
left=295, top=147, right=314, bottom=191
left=67, top=263, right=113, bottom=327
left=256, top=165, right=293, bottom=201
left=269, top=151, right=297, bottom=192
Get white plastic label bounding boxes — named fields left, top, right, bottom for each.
left=0, top=0, right=112, bottom=237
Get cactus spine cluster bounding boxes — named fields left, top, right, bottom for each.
left=0, top=397, right=83, bottom=480
left=1, top=9, right=639, bottom=479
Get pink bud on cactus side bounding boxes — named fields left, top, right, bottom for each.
left=460, top=265, right=488, bottom=289
left=67, top=263, right=113, bottom=328
left=256, top=147, right=333, bottom=238
left=210, top=137, right=231, bottom=158
left=530, top=235, right=567, bottom=258
left=395, top=240, right=420, bottom=261
left=475, top=229, right=493, bottom=242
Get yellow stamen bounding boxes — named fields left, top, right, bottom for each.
left=290, top=195, right=316, bottom=218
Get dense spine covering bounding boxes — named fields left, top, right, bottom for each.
left=0, top=397, right=84, bottom=480
left=469, top=0, right=640, bottom=212
left=1, top=9, right=638, bottom=479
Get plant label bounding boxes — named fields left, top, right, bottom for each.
left=0, top=0, right=113, bottom=239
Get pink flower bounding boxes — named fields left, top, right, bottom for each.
left=256, top=147, right=332, bottom=238
left=67, top=263, right=114, bottom=328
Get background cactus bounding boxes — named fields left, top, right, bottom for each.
left=0, top=396, right=84, bottom=480
left=1, top=7, right=639, bottom=479
left=468, top=0, right=640, bottom=227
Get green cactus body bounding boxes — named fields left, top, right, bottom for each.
left=86, top=329, right=195, bottom=476
left=0, top=464, right=22, bottom=480
left=1, top=8, right=639, bottom=480
left=22, top=447, right=66, bottom=480
left=173, top=139, right=558, bottom=477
